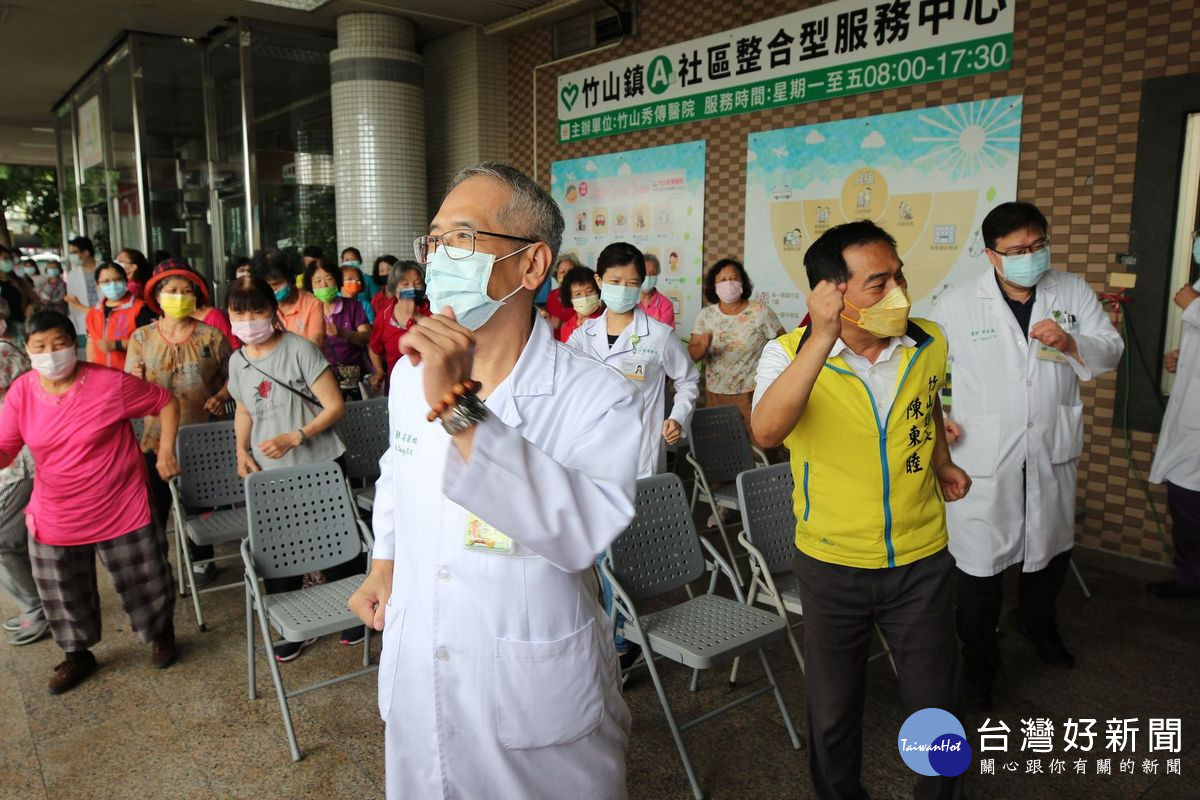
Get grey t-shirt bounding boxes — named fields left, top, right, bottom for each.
left=228, top=332, right=345, bottom=470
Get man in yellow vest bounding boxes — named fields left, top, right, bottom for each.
left=753, top=220, right=971, bottom=800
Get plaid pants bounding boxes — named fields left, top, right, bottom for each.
left=28, top=524, right=175, bottom=653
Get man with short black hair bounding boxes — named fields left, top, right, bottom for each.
left=63, top=237, right=98, bottom=340
left=753, top=220, right=970, bottom=800
left=932, top=201, right=1122, bottom=706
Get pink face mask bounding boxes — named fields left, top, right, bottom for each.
left=715, top=279, right=743, bottom=304
left=231, top=318, right=276, bottom=344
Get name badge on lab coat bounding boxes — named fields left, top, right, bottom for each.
left=465, top=513, right=514, bottom=554
left=621, top=356, right=648, bottom=382
left=1035, top=309, right=1079, bottom=364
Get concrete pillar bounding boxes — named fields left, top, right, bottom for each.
left=330, top=13, right=426, bottom=266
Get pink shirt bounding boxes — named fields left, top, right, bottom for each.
left=640, top=290, right=676, bottom=328
left=0, top=363, right=171, bottom=546
left=201, top=306, right=240, bottom=349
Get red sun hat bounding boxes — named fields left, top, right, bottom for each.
left=143, top=260, right=210, bottom=314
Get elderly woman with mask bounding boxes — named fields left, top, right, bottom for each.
left=367, top=260, right=431, bottom=394
left=0, top=310, right=181, bottom=694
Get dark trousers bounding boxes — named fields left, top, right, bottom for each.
left=144, top=451, right=214, bottom=564
left=1167, top=482, right=1200, bottom=588
left=956, top=548, right=1072, bottom=684
left=793, top=547, right=964, bottom=800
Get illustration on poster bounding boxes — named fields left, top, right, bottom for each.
left=744, top=95, right=1022, bottom=329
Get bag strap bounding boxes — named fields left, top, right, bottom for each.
left=236, top=350, right=324, bottom=410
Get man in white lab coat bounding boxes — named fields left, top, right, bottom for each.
left=933, top=202, right=1123, bottom=707
left=349, top=163, right=643, bottom=799
left=1147, top=270, right=1200, bottom=599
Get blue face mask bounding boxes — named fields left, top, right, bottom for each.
left=341, top=260, right=361, bottom=268
left=46, top=267, right=61, bottom=278
left=100, top=281, right=128, bottom=300
left=0, top=260, right=12, bottom=273
left=1192, top=236, right=1200, bottom=265
left=274, top=284, right=291, bottom=302
left=641, top=274, right=658, bottom=292
left=999, top=247, right=1050, bottom=288
left=424, top=243, right=534, bottom=330
left=397, top=288, right=425, bottom=302
left=600, top=282, right=641, bottom=313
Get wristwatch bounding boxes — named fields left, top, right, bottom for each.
left=441, top=389, right=488, bottom=435
left=296, top=428, right=309, bottom=445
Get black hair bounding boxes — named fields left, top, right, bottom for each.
left=94, top=262, right=127, bottom=285
left=250, top=248, right=293, bottom=283
left=803, top=221, right=898, bottom=288
left=27, top=310, right=77, bottom=344
left=226, top=276, right=279, bottom=315
left=340, top=247, right=362, bottom=263
left=303, top=258, right=343, bottom=291
left=559, top=265, right=598, bottom=307
left=19, top=259, right=38, bottom=275
left=372, top=254, right=398, bottom=280
left=153, top=249, right=172, bottom=266
left=596, top=242, right=646, bottom=280
left=981, top=202, right=1049, bottom=251
left=117, top=247, right=153, bottom=286
left=302, top=245, right=323, bottom=260
left=69, top=236, right=94, bottom=257
left=703, top=258, right=754, bottom=304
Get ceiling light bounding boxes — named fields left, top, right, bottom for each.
left=243, top=0, right=332, bottom=10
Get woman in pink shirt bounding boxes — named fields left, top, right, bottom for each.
left=639, top=252, right=676, bottom=328
left=0, top=310, right=182, bottom=695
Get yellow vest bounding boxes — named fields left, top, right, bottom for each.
left=777, top=320, right=948, bottom=569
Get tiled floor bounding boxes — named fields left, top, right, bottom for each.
left=1, top=541, right=1196, bottom=800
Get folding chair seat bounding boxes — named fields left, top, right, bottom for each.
left=242, top=461, right=376, bottom=762
left=602, top=473, right=801, bottom=800
left=169, top=420, right=247, bottom=631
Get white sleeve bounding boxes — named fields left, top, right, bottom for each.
left=370, top=446, right=397, bottom=560
left=1183, top=294, right=1200, bottom=330
left=752, top=339, right=792, bottom=412
left=1066, top=284, right=1124, bottom=381
left=442, top=381, right=641, bottom=572
left=662, top=333, right=700, bottom=426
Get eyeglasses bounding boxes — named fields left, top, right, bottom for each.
left=413, top=228, right=536, bottom=265
left=993, top=238, right=1050, bottom=258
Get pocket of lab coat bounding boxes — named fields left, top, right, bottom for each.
left=494, top=618, right=605, bottom=749
left=1050, top=403, right=1085, bottom=463
left=377, top=598, right=405, bottom=720
left=948, top=415, right=1000, bottom=478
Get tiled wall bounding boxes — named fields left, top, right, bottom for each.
left=425, top=28, right=510, bottom=211
left=506, top=0, right=1200, bottom=564
left=331, top=13, right=427, bottom=267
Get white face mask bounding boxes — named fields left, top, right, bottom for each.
left=600, top=283, right=641, bottom=313
left=68, top=253, right=83, bottom=268
left=29, top=346, right=77, bottom=381
left=424, top=243, right=532, bottom=331
left=641, top=275, right=658, bottom=292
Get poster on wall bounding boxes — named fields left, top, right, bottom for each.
left=77, top=96, right=103, bottom=169
left=744, top=95, right=1023, bottom=330
left=557, top=0, right=1014, bottom=143
left=551, top=140, right=706, bottom=337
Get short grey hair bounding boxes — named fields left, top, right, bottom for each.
left=446, top=162, right=564, bottom=263
left=556, top=252, right=582, bottom=270
left=387, top=260, right=424, bottom=296
left=643, top=253, right=661, bottom=270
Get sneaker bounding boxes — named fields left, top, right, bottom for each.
left=1146, top=579, right=1200, bottom=600
left=3, top=616, right=21, bottom=632
left=151, top=623, right=177, bottom=670
left=192, top=562, right=218, bottom=588
left=340, top=626, right=365, bottom=646
left=617, top=643, right=643, bottom=672
left=49, top=651, right=97, bottom=695
left=8, top=617, right=49, bottom=646
left=274, top=638, right=318, bottom=662
left=1007, top=608, right=1075, bottom=668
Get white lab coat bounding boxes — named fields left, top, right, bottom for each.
left=567, top=307, right=699, bottom=478
left=932, top=269, right=1124, bottom=577
left=1150, top=280, right=1200, bottom=491
left=372, top=318, right=641, bottom=800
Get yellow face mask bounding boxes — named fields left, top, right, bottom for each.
left=842, top=285, right=911, bottom=338
left=160, top=293, right=197, bottom=320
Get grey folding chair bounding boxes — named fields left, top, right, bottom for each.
left=130, top=416, right=145, bottom=443
left=242, top=461, right=376, bottom=762
left=601, top=473, right=801, bottom=800
left=731, top=463, right=897, bottom=685
left=335, top=396, right=389, bottom=515
left=168, top=420, right=248, bottom=631
left=684, top=405, right=768, bottom=586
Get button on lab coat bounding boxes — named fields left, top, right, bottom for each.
left=1150, top=280, right=1200, bottom=491
left=372, top=319, right=641, bottom=799
left=932, top=269, right=1123, bottom=577
left=567, top=307, right=700, bottom=478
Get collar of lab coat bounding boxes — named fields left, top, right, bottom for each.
left=486, top=314, right=556, bottom=427
left=578, top=306, right=651, bottom=359
left=977, top=267, right=1060, bottom=333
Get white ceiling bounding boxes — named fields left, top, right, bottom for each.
left=0, top=0, right=550, bottom=166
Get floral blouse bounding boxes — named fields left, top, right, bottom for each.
left=691, top=300, right=784, bottom=394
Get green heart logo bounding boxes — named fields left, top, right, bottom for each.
left=561, top=83, right=580, bottom=112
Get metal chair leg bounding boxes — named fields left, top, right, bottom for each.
left=254, top=597, right=302, bottom=762
left=640, top=635, right=705, bottom=800
left=1071, top=559, right=1092, bottom=599
left=758, top=648, right=802, bottom=750
left=246, top=580, right=257, bottom=700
